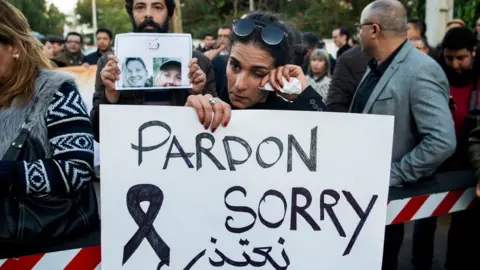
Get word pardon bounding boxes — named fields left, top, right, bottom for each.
left=131, top=120, right=317, bottom=172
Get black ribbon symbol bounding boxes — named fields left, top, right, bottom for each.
left=123, top=184, right=170, bottom=269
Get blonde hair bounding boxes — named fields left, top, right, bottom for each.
left=308, top=49, right=331, bottom=76
left=0, top=0, right=52, bottom=108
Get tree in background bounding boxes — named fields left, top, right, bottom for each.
left=75, top=0, right=131, bottom=38
left=43, top=4, right=66, bottom=36
left=454, top=0, right=480, bottom=30
left=9, top=0, right=66, bottom=36
left=182, top=0, right=424, bottom=40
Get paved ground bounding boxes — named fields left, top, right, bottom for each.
left=398, top=215, right=449, bottom=270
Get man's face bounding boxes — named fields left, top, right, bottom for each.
left=203, top=35, right=214, bottom=49
left=410, top=39, right=429, bottom=54
left=156, top=64, right=181, bottom=87
left=43, top=41, right=54, bottom=60
left=218, top=28, right=232, bottom=48
left=132, top=0, right=169, bottom=33
left=51, top=42, right=63, bottom=56
left=443, top=48, right=475, bottom=74
left=358, top=13, right=376, bottom=55
left=97, top=32, right=112, bottom=52
left=407, top=23, right=421, bottom=39
left=332, top=29, right=346, bottom=48
left=66, top=35, right=81, bottom=54
left=125, top=60, right=148, bottom=87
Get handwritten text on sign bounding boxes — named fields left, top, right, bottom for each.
left=100, top=106, right=394, bottom=269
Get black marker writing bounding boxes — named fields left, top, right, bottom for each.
left=287, top=127, right=317, bottom=172
left=131, top=121, right=172, bottom=166
left=131, top=120, right=319, bottom=173
left=224, top=186, right=257, bottom=233
left=223, top=136, right=252, bottom=171
left=223, top=186, right=379, bottom=256
left=256, top=137, right=284, bottom=169
left=258, top=190, right=287, bottom=229
left=163, top=135, right=194, bottom=169
left=290, top=187, right=321, bottom=231
left=342, top=191, right=378, bottom=256
left=320, top=189, right=346, bottom=237
left=184, top=237, right=290, bottom=269
left=196, top=133, right=226, bottom=171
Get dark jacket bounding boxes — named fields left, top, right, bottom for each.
left=469, top=126, right=480, bottom=179
left=54, top=51, right=85, bottom=67
left=221, top=86, right=326, bottom=112
left=85, top=49, right=111, bottom=65
left=326, top=46, right=371, bottom=112
left=336, top=44, right=352, bottom=59
left=90, top=50, right=217, bottom=142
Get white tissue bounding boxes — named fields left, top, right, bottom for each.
left=260, top=77, right=302, bottom=95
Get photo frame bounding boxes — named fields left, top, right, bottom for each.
left=114, top=33, right=192, bottom=91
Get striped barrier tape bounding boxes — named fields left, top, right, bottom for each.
left=0, top=246, right=101, bottom=270
left=0, top=188, right=476, bottom=270
left=386, top=187, right=477, bottom=224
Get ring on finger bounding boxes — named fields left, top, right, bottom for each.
left=209, top=97, right=220, bottom=106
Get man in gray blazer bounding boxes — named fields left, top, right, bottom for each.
left=351, top=1, right=456, bottom=269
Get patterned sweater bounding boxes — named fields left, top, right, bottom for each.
left=0, top=82, right=94, bottom=195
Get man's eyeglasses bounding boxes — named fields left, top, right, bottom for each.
left=233, top=19, right=288, bottom=46
left=355, top=22, right=375, bottom=32
left=66, top=40, right=81, bottom=45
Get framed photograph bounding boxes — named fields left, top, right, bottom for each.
left=114, top=33, right=192, bottom=91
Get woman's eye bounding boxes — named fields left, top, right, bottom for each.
left=230, top=62, right=240, bottom=71
left=253, top=73, right=266, bottom=78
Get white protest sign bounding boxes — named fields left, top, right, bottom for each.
left=100, top=106, right=394, bottom=270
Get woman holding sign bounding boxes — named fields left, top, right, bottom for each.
left=185, top=11, right=326, bottom=130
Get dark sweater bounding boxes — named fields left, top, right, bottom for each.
left=0, top=82, right=94, bottom=195
left=221, top=85, right=326, bottom=112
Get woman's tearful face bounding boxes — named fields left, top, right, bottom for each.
left=227, top=42, right=274, bottom=109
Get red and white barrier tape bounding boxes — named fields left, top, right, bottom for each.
left=0, top=188, right=477, bottom=270
left=387, top=187, right=477, bottom=224
left=0, top=246, right=100, bottom=270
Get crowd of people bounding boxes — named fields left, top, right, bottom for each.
left=0, top=0, right=479, bottom=269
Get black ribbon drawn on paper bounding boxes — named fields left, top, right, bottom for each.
left=123, top=184, right=170, bottom=269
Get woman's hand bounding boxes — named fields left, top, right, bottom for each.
left=185, top=94, right=231, bottom=132
left=100, top=55, right=121, bottom=103
left=188, top=58, right=206, bottom=95
left=260, top=65, right=308, bottom=101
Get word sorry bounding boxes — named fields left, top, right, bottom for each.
left=131, top=121, right=317, bottom=172
left=224, top=186, right=378, bottom=256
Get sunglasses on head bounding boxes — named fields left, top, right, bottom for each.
left=233, top=19, right=288, bottom=46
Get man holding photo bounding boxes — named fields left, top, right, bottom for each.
left=90, top=0, right=218, bottom=142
